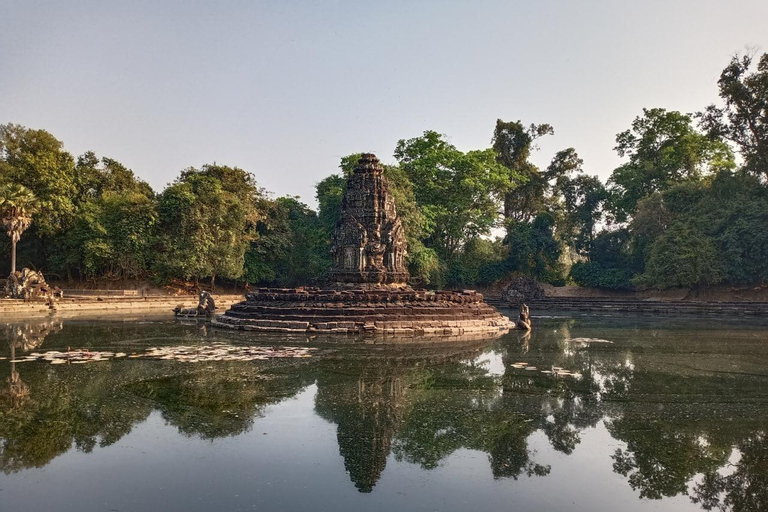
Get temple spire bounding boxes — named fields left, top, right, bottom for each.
left=328, top=154, right=409, bottom=286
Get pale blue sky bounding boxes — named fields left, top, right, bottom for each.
left=2, top=0, right=766, bottom=205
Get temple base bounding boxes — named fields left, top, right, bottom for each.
left=212, top=287, right=515, bottom=338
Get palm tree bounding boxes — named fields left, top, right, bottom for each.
left=0, top=183, right=39, bottom=274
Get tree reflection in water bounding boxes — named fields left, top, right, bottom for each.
left=0, top=315, right=767, bottom=511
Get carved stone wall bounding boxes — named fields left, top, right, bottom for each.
left=328, top=154, right=409, bottom=286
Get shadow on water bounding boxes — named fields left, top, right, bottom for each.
left=1, top=313, right=767, bottom=511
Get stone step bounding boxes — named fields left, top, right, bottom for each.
left=489, top=297, right=768, bottom=316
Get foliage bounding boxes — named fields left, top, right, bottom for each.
left=505, top=213, right=565, bottom=285
left=155, top=165, right=261, bottom=287
left=445, top=237, right=507, bottom=288
left=569, top=261, right=633, bottom=290
left=550, top=148, right=607, bottom=254
left=569, top=229, right=635, bottom=289
left=607, top=108, right=734, bottom=222
left=634, top=222, right=723, bottom=289
left=699, top=52, right=768, bottom=179
left=245, top=196, right=330, bottom=286
left=1, top=52, right=766, bottom=291
left=0, top=124, right=77, bottom=236
left=395, top=131, right=511, bottom=262
left=0, top=183, right=39, bottom=243
left=0, top=183, right=40, bottom=273
left=492, top=119, right=554, bottom=222
left=71, top=191, right=158, bottom=279
left=315, top=173, right=347, bottom=236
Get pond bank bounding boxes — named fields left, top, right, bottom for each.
left=488, top=296, right=768, bottom=316
left=0, top=294, right=244, bottom=317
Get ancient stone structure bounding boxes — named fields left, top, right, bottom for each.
left=213, top=287, right=512, bottom=336
left=328, top=154, right=408, bottom=287
left=214, top=154, right=514, bottom=338
left=3, top=268, right=62, bottom=301
left=501, top=276, right=545, bottom=305
left=174, top=290, right=216, bottom=319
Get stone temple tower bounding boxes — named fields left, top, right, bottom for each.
left=214, top=153, right=514, bottom=336
left=328, top=154, right=409, bottom=286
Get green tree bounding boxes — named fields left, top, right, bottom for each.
left=0, top=124, right=77, bottom=236
left=71, top=191, right=158, bottom=279
left=492, top=119, right=554, bottom=222
left=634, top=222, right=723, bottom=289
left=155, top=165, right=262, bottom=289
left=568, top=229, right=634, bottom=289
left=549, top=148, right=607, bottom=254
left=699, top=52, right=768, bottom=179
left=0, top=183, right=39, bottom=274
left=505, top=212, right=565, bottom=284
left=245, top=196, right=330, bottom=286
left=74, top=151, right=155, bottom=201
left=315, top=174, right=347, bottom=236
left=54, top=152, right=158, bottom=279
left=395, top=131, right=511, bottom=262
left=608, top=108, right=734, bottom=222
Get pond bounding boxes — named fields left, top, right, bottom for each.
left=1, top=312, right=767, bottom=512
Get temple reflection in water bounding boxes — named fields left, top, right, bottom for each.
left=1, top=315, right=767, bottom=511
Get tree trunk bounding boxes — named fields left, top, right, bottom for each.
left=211, top=272, right=216, bottom=292
left=11, top=239, right=16, bottom=274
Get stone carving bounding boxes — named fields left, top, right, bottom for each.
left=501, top=276, right=545, bottom=305
left=328, top=154, right=409, bottom=286
left=213, top=154, right=515, bottom=337
left=517, top=304, right=532, bottom=331
left=4, top=268, right=62, bottom=301
left=174, top=290, right=216, bottom=318
left=213, top=287, right=514, bottom=336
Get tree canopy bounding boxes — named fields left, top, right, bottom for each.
left=1, top=51, right=766, bottom=292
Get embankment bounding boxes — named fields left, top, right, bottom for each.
left=0, top=294, right=244, bottom=318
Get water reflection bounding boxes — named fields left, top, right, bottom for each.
left=2, top=317, right=63, bottom=408
left=1, top=315, right=767, bottom=511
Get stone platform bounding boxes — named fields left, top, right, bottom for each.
left=212, top=154, right=513, bottom=339
left=212, top=287, right=514, bottom=337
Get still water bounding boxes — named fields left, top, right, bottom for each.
left=1, top=312, right=767, bottom=512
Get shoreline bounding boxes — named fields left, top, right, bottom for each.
left=0, top=294, right=245, bottom=318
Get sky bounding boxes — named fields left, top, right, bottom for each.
left=2, top=0, right=767, bottom=206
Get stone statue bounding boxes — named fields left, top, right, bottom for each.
left=328, top=154, right=409, bottom=287
left=3, top=267, right=61, bottom=301
left=517, top=304, right=532, bottom=331
left=174, top=290, right=216, bottom=318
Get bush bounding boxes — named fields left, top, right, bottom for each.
left=634, top=223, right=723, bottom=289
left=569, top=261, right=633, bottom=289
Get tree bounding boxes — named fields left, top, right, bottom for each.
left=395, top=131, right=511, bottom=262
left=549, top=148, right=607, bottom=254
left=492, top=119, right=554, bottom=222
left=607, top=108, right=734, bottom=221
left=55, top=152, right=158, bottom=279
left=0, top=124, right=77, bottom=236
left=505, top=212, right=565, bottom=284
left=155, top=165, right=263, bottom=289
left=73, top=151, right=155, bottom=201
left=568, top=229, right=634, bottom=289
left=245, top=196, right=330, bottom=286
left=634, top=222, right=723, bottom=289
left=72, top=191, right=158, bottom=279
left=0, top=183, right=39, bottom=274
left=699, top=52, right=768, bottom=179
left=315, top=174, right=347, bottom=236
